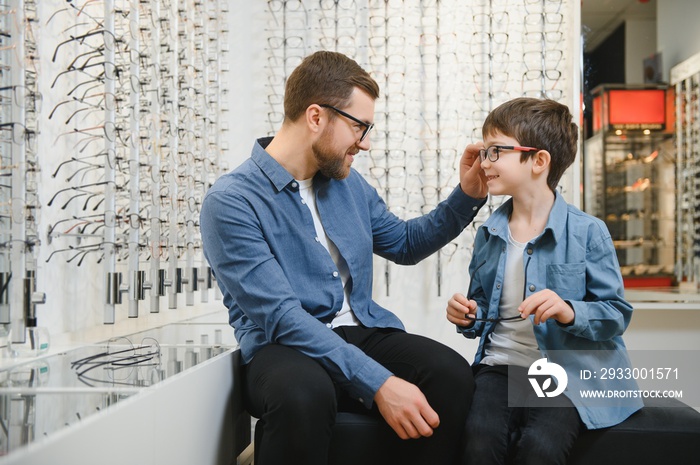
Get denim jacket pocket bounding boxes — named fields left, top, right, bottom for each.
left=546, top=262, right=586, bottom=299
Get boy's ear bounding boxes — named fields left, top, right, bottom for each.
left=532, top=149, right=551, bottom=175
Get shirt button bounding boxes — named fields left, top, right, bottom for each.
left=529, top=284, right=536, bottom=292
left=291, top=182, right=298, bottom=188
left=315, top=236, right=320, bottom=242
left=326, top=323, right=332, bottom=328
left=358, top=398, right=364, bottom=404
left=496, top=283, right=501, bottom=289
left=301, top=199, right=306, bottom=205
left=527, top=248, right=533, bottom=255
left=472, top=206, right=478, bottom=211
left=332, top=271, right=339, bottom=278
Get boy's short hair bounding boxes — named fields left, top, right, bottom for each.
left=482, top=97, right=578, bottom=192
left=283, top=51, right=380, bottom=123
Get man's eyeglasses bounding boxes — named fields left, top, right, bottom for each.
left=479, top=145, right=539, bottom=163
left=320, top=104, right=374, bottom=142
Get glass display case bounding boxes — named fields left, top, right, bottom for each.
left=583, top=85, right=676, bottom=287
left=0, top=320, right=238, bottom=457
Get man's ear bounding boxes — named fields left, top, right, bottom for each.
left=305, top=104, right=324, bottom=136
left=532, top=149, right=551, bottom=175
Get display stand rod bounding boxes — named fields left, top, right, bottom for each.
left=199, top=2, right=210, bottom=304
left=103, top=0, right=118, bottom=324
left=149, top=0, right=163, bottom=313
left=126, top=0, right=142, bottom=318
left=9, top=0, right=27, bottom=343
left=168, top=0, right=180, bottom=309
left=184, top=0, right=197, bottom=307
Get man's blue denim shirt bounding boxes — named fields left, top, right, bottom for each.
left=459, top=192, right=643, bottom=429
left=200, top=137, right=484, bottom=406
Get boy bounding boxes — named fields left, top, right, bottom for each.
left=446, top=97, right=642, bottom=464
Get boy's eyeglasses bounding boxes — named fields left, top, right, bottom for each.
left=320, top=104, right=374, bottom=142
left=467, top=314, right=524, bottom=323
left=479, top=145, right=539, bottom=163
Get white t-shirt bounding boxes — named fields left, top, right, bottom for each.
left=481, top=228, right=540, bottom=368
left=298, top=178, right=359, bottom=328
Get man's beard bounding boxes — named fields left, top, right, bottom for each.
left=312, top=126, right=352, bottom=180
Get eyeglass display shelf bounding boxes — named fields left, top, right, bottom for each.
left=0, top=312, right=238, bottom=460
left=626, top=286, right=700, bottom=310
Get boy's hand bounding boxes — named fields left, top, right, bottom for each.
left=459, top=143, right=488, bottom=199
left=446, top=293, right=478, bottom=327
left=518, top=289, right=575, bottom=326
left=374, top=376, right=440, bottom=440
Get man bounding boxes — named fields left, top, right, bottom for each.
left=200, top=50, right=487, bottom=465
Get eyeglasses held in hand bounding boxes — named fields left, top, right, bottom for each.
left=479, top=145, right=539, bottom=163
left=465, top=259, right=530, bottom=323
left=466, top=314, right=524, bottom=323
left=320, top=104, right=374, bottom=142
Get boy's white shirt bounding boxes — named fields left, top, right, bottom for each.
left=481, top=228, right=540, bottom=368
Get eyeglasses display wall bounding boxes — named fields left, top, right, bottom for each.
left=671, top=52, right=700, bottom=289
left=262, top=0, right=577, bottom=296
left=0, top=2, right=579, bottom=334
left=0, top=0, right=230, bottom=349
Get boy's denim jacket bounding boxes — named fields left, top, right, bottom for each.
left=458, top=191, right=643, bottom=429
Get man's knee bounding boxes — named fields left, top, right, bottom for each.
left=275, top=374, right=337, bottom=421
left=423, top=344, right=474, bottom=401
left=245, top=344, right=338, bottom=425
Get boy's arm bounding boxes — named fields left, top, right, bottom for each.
left=446, top=292, right=478, bottom=329
left=521, top=225, right=632, bottom=340
left=518, top=289, right=576, bottom=326
left=452, top=250, right=488, bottom=339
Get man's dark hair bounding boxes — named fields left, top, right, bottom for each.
left=283, top=51, right=380, bottom=122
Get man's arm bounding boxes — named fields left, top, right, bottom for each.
left=200, top=189, right=393, bottom=405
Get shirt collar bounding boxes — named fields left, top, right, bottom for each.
left=252, top=137, right=297, bottom=192
left=546, top=190, right=569, bottom=242
left=482, top=190, right=568, bottom=244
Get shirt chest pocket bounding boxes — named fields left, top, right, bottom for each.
left=546, top=262, right=586, bottom=300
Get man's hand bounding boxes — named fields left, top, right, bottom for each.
left=518, top=289, right=575, bottom=326
left=374, top=376, right=440, bottom=440
left=459, top=143, right=488, bottom=199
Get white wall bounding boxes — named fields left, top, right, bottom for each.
left=226, top=2, right=268, bottom=170
left=657, top=0, right=700, bottom=82
left=625, top=19, right=657, bottom=84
